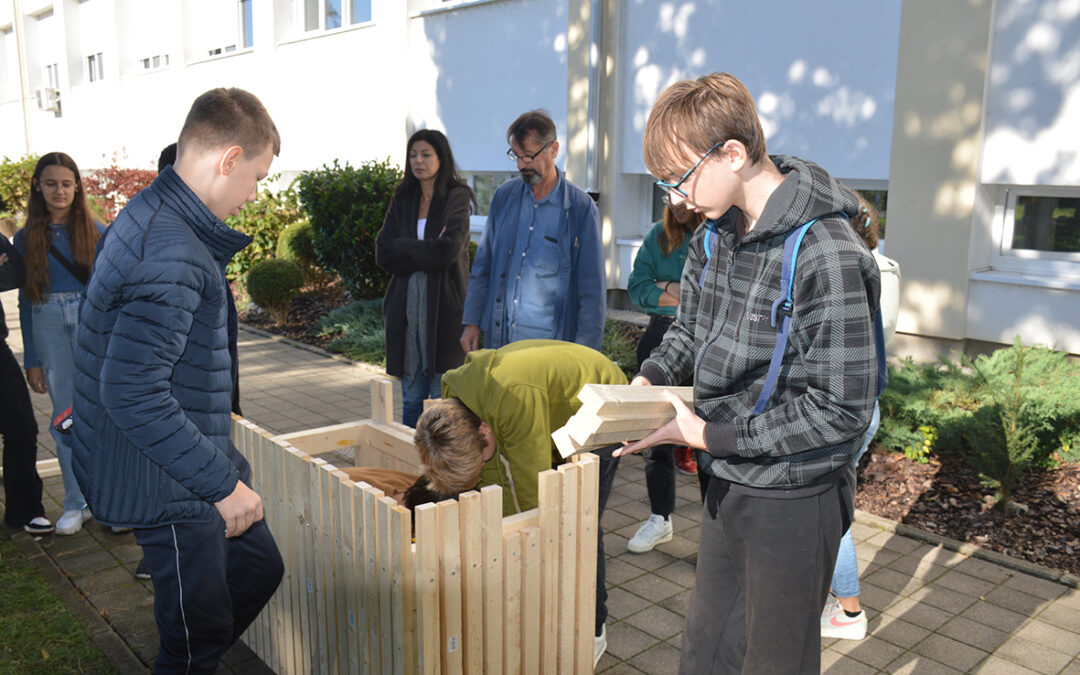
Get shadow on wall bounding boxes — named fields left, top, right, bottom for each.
left=621, top=0, right=901, bottom=180
left=416, top=0, right=571, bottom=173
left=981, top=0, right=1080, bottom=185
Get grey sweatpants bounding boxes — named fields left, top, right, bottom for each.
left=679, top=466, right=853, bottom=674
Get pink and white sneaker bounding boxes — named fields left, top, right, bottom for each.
left=820, top=594, right=867, bottom=640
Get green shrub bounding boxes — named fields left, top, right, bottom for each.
left=877, top=340, right=1080, bottom=507
left=602, top=319, right=643, bottom=379
left=226, top=177, right=305, bottom=283
left=0, top=155, right=38, bottom=219
left=246, top=259, right=304, bottom=322
left=297, top=158, right=402, bottom=300
left=316, top=299, right=386, bottom=364
left=962, top=339, right=1080, bottom=507
left=276, top=219, right=328, bottom=286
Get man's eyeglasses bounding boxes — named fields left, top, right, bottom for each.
left=507, top=139, right=554, bottom=163
left=655, top=140, right=725, bottom=199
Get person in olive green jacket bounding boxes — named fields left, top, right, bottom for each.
left=414, top=338, right=626, bottom=666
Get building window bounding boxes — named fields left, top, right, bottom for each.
left=240, top=0, right=254, bottom=48
left=469, top=173, right=515, bottom=217
left=87, top=52, right=104, bottom=82
left=992, top=188, right=1080, bottom=279
left=140, top=54, right=170, bottom=71
left=302, top=0, right=371, bottom=32
left=1011, top=195, right=1079, bottom=254
left=45, top=63, right=60, bottom=89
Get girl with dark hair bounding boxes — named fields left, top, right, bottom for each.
left=15, top=152, right=105, bottom=535
left=376, top=130, right=476, bottom=427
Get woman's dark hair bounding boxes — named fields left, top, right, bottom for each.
left=394, top=129, right=476, bottom=208
left=24, top=152, right=100, bottom=303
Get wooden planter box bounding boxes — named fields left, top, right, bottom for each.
left=231, top=380, right=600, bottom=674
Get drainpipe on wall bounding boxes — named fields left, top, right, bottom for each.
left=12, top=0, right=32, bottom=154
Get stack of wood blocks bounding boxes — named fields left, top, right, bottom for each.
left=552, top=384, right=695, bottom=458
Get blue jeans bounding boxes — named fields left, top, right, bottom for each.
left=30, top=292, right=87, bottom=512
left=401, top=370, right=443, bottom=428
left=830, top=402, right=880, bottom=598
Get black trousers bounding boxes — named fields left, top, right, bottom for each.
left=679, top=468, right=853, bottom=674
left=636, top=314, right=710, bottom=515
left=595, top=445, right=620, bottom=635
left=135, top=514, right=283, bottom=674
left=1, top=339, right=44, bottom=527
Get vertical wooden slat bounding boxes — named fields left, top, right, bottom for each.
left=480, top=486, right=504, bottom=674
left=520, top=526, right=541, bottom=675
left=252, top=431, right=271, bottom=667
left=387, top=500, right=408, bottom=675
left=537, top=469, right=561, bottom=674
left=276, top=439, right=300, bottom=675
left=349, top=480, right=366, bottom=675
left=438, top=499, right=463, bottom=675
left=414, top=503, right=440, bottom=675
left=573, top=454, right=600, bottom=674
left=556, top=463, right=581, bottom=673
left=286, top=445, right=311, bottom=673
left=362, top=486, right=383, bottom=674
left=326, top=468, right=348, bottom=674
left=308, top=458, right=329, bottom=674
left=396, top=502, right=416, bottom=675
left=371, top=379, right=394, bottom=424
left=296, top=453, right=318, bottom=673
left=501, top=530, right=522, bottom=675
left=377, top=496, right=396, bottom=675
left=458, top=491, right=483, bottom=673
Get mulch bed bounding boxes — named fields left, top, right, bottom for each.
left=243, top=285, right=1080, bottom=578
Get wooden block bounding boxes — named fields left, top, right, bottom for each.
left=359, top=424, right=423, bottom=473
left=371, top=378, right=395, bottom=424
left=296, top=454, right=318, bottom=674
left=437, top=500, right=464, bottom=675
left=556, top=463, right=580, bottom=673
left=575, top=383, right=694, bottom=416
left=481, top=486, right=504, bottom=675
left=322, top=466, right=345, bottom=674
left=537, top=470, right=560, bottom=675
left=552, top=425, right=586, bottom=459
left=459, top=491, right=483, bottom=674
left=378, top=496, right=394, bottom=675
left=502, top=530, right=522, bottom=675
left=339, top=472, right=361, bottom=675
left=309, top=459, right=330, bottom=674
left=520, top=527, right=541, bottom=675
left=565, top=411, right=676, bottom=445
left=414, top=504, right=440, bottom=675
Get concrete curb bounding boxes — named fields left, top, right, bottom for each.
left=854, top=508, right=1079, bottom=588
left=10, top=531, right=149, bottom=674
left=238, top=323, right=390, bottom=375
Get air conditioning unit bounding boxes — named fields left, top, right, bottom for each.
left=35, top=87, right=60, bottom=112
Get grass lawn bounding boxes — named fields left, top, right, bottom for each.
left=0, top=531, right=116, bottom=674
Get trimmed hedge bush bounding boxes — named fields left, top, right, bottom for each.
left=297, top=158, right=401, bottom=300
left=226, top=178, right=305, bottom=283
left=276, top=219, right=325, bottom=286
left=247, top=258, right=304, bottom=322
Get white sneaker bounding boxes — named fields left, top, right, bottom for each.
left=626, top=514, right=673, bottom=553
left=594, top=624, right=607, bottom=668
left=820, top=594, right=867, bottom=640
left=55, top=508, right=92, bottom=535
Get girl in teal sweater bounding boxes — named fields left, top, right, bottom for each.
left=624, top=199, right=707, bottom=553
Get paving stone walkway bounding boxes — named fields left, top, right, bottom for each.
left=2, top=289, right=1079, bottom=674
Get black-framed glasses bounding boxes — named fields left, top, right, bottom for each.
left=655, top=140, right=725, bottom=199
left=507, top=139, right=554, bottom=163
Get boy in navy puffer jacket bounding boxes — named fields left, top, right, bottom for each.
left=72, top=88, right=283, bottom=674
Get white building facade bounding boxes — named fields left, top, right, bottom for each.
left=1, top=0, right=1077, bottom=355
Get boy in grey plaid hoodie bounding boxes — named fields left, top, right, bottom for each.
left=617, top=72, right=881, bottom=673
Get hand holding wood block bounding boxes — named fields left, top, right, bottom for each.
left=552, top=384, right=695, bottom=458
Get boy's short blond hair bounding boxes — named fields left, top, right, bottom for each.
left=178, top=87, right=281, bottom=158
left=643, top=72, right=766, bottom=181
left=413, top=399, right=488, bottom=497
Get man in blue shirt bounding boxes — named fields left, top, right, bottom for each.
left=460, top=110, right=605, bottom=352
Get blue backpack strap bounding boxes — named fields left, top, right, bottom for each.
left=873, top=310, right=888, bottom=396
left=698, top=220, right=718, bottom=287
left=752, top=219, right=818, bottom=415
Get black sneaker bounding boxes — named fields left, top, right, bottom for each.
left=24, top=516, right=55, bottom=535
left=134, top=558, right=151, bottom=580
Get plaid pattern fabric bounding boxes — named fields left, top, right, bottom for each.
left=640, top=155, right=881, bottom=488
